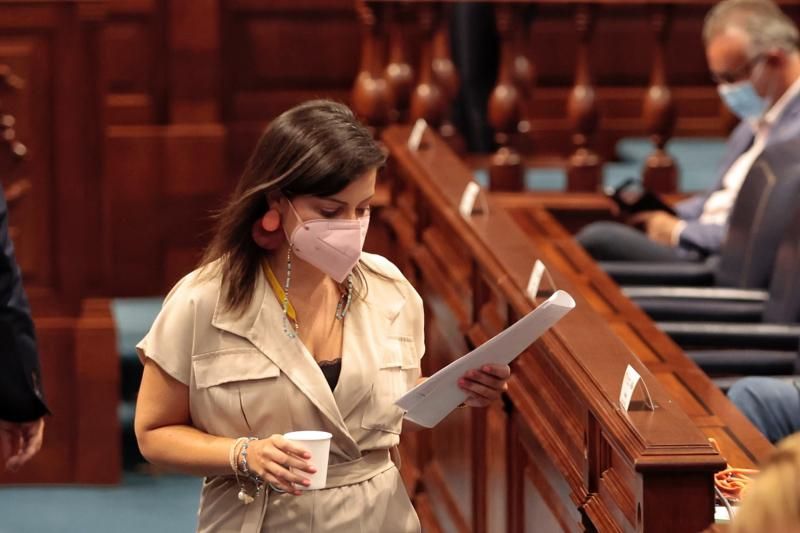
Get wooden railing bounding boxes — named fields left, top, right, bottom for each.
left=356, top=1, right=800, bottom=194
left=382, top=124, right=771, bottom=532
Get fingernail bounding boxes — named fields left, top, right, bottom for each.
left=303, top=479, right=310, bottom=486
left=483, top=365, right=491, bottom=372
left=458, top=379, right=466, bottom=386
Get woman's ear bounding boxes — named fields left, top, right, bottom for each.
left=252, top=191, right=285, bottom=250
left=765, top=48, right=786, bottom=68
left=252, top=215, right=284, bottom=249
left=266, top=191, right=282, bottom=212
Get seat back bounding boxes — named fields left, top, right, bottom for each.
left=716, top=139, right=800, bottom=288
left=764, top=207, right=800, bottom=323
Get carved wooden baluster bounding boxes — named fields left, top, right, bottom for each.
left=512, top=5, right=537, bottom=153
left=488, top=3, right=524, bottom=191
left=0, top=65, right=29, bottom=242
left=384, top=3, right=415, bottom=124
left=0, top=114, right=20, bottom=182
left=0, top=65, right=24, bottom=92
left=432, top=4, right=464, bottom=152
left=642, top=6, right=677, bottom=194
left=352, top=0, right=392, bottom=133
left=0, top=65, right=27, bottom=174
left=410, top=4, right=446, bottom=132
left=1, top=114, right=27, bottom=161
left=566, top=4, right=601, bottom=192
left=3, top=176, right=31, bottom=208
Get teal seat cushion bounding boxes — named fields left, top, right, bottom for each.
left=111, top=297, right=165, bottom=467
left=111, top=297, right=164, bottom=360
left=616, top=137, right=727, bottom=192
left=473, top=136, right=727, bottom=193
left=111, top=297, right=164, bottom=403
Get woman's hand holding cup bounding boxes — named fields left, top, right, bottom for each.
left=247, top=434, right=316, bottom=496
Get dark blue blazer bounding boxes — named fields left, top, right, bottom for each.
left=0, top=185, right=48, bottom=422
left=674, top=91, right=800, bottom=255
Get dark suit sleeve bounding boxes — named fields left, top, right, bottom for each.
left=0, top=185, right=48, bottom=422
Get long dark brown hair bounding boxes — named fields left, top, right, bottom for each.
left=199, top=100, right=386, bottom=313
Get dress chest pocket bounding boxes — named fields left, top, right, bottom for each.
left=193, top=348, right=280, bottom=388
left=191, top=349, right=281, bottom=433
left=361, top=336, right=420, bottom=434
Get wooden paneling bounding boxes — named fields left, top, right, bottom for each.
left=221, top=0, right=360, bottom=178
left=0, top=1, right=106, bottom=308
left=103, top=0, right=167, bottom=124
left=0, top=303, right=119, bottom=485
left=0, top=1, right=118, bottom=485
left=0, top=30, right=54, bottom=295
left=97, top=0, right=365, bottom=294
left=168, top=0, right=220, bottom=123
left=103, top=125, right=228, bottom=295
left=222, top=0, right=358, bottom=122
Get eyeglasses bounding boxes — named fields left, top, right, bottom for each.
left=710, top=54, right=766, bottom=85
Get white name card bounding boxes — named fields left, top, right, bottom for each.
left=407, top=119, right=427, bottom=151
left=619, top=364, right=655, bottom=411
left=459, top=181, right=482, bottom=218
left=526, top=260, right=546, bottom=302
left=619, top=364, right=641, bottom=411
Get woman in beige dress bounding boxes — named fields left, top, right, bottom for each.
left=134, top=100, right=511, bottom=532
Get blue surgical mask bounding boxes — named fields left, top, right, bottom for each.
left=718, top=80, right=768, bottom=120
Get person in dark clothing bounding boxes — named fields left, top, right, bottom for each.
left=0, top=183, right=47, bottom=470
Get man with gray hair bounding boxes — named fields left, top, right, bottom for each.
left=577, top=0, right=800, bottom=262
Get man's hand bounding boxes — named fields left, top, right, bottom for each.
left=0, top=417, right=45, bottom=471
left=630, top=211, right=682, bottom=246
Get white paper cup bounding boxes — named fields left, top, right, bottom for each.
left=283, top=430, right=332, bottom=490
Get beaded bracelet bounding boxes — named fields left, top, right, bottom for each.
left=234, top=437, right=263, bottom=505
left=228, top=437, right=248, bottom=476
left=239, top=437, right=258, bottom=474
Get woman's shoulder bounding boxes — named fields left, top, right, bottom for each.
left=360, top=252, right=406, bottom=281
left=360, top=252, right=422, bottom=305
left=162, top=261, right=224, bottom=310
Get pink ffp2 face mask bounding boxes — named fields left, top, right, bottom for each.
left=286, top=200, right=370, bottom=283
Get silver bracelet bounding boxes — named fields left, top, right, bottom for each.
left=235, top=437, right=262, bottom=504
left=239, top=437, right=258, bottom=474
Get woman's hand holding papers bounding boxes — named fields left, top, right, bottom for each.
left=458, top=364, right=511, bottom=408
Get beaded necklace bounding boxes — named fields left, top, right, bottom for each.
left=263, top=249, right=353, bottom=339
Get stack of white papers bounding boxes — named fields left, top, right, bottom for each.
left=395, top=290, right=576, bottom=427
